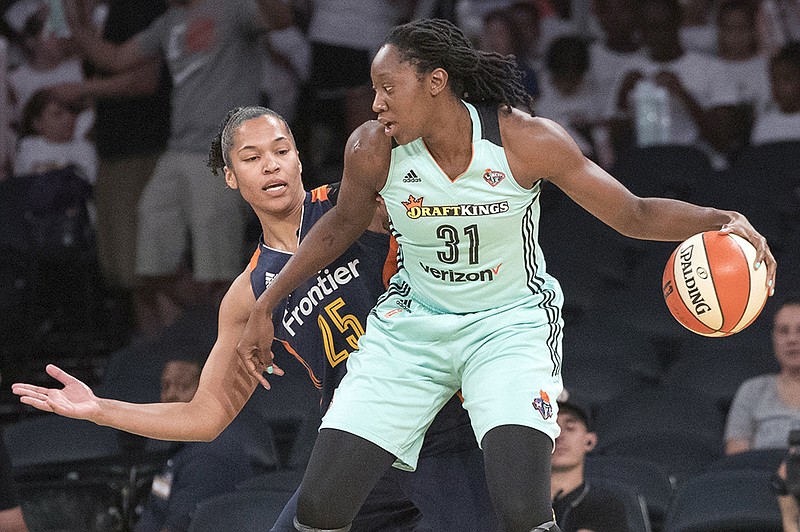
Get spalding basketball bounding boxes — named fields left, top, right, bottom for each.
left=662, top=231, right=768, bottom=337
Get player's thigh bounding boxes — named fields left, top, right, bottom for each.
left=321, top=301, right=461, bottom=472
left=459, top=293, right=564, bottom=448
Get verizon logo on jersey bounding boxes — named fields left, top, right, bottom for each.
left=402, top=169, right=421, bottom=183
left=282, top=259, right=362, bottom=336
left=419, top=262, right=501, bottom=282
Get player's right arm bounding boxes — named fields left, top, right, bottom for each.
left=12, top=270, right=272, bottom=442
left=237, top=121, right=391, bottom=387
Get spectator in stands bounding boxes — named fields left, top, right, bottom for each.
left=703, top=0, right=770, bottom=169
left=750, top=41, right=800, bottom=145
left=712, top=0, right=771, bottom=109
left=610, top=0, right=720, bottom=152
left=13, top=87, right=96, bottom=183
left=0, top=433, right=28, bottom=532
left=589, top=0, right=641, bottom=109
left=552, top=390, right=628, bottom=531
left=535, top=36, right=604, bottom=161
left=726, top=296, right=800, bottom=455
left=479, top=8, right=540, bottom=99
left=48, top=0, right=171, bottom=338
left=508, top=1, right=544, bottom=74
left=55, top=0, right=294, bottom=333
left=300, top=0, right=407, bottom=186
left=5, top=0, right=95, bottom=138
left=678, top=0, right=716, bottom=54
left=134, top=356, right=262, bottom=532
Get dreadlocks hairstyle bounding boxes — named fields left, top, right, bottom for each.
left=386, top=18, right=535, bottom=115
left=207, top=106, right=292, bottom=175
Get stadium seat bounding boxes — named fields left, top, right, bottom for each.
left=715, top=141, right=800, bottom=251
left=663, top=326, right=778, bottom=414
left=703, top=448, right=787, bottom=474
left=561, top=313, right=662, bottom=408
left=662, top=469, right=782, bottom=532
left=593, top=384, right=726, bottom=447
left=585, top=454, right=674, bottom=529
left=610, top=145, right=714, bottom=202
left=595, top=430, right=723, bottom=487
left=3, top=416, right=122, bottom=476
left=187, top=489, right=295, bottom=532
left=589, top=478, right=653, bottom=532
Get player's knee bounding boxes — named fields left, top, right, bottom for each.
left=293, top=517, right=351, bottom=532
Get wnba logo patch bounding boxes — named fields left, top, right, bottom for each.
left=532, top=390, right=553, bottom=420
left=483, top=168, right=505, bottom=187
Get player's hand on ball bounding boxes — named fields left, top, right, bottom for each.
left=12, top=364, right=101, bottom=420
left=721, top=212, right=776, bottom=295
left=237, top=307, right=284, bottom=390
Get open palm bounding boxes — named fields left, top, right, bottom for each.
left=12, top=364, right=100, bottom=421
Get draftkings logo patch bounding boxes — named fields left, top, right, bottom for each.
left=401, top=195, right=509, bottom=219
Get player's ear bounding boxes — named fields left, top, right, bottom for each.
left=429, top=67, right=448, bottom=96
left=224, top=166, right=239, bottom=189
left=585, top=433, right=598, bottom=452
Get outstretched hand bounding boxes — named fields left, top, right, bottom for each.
left=721, top=214, right=777, bottom=295
left=11, top=364, right=100, bottom=420
left=237, top=306, right=284, bottom=390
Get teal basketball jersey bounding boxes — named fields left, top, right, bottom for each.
left=380, top=101, right=561, bottom=314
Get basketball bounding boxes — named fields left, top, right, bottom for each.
left=662, top=231, right=769, bottom=337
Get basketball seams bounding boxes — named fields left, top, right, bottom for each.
left=664, top=240, right=716, bottom=335
left=704, top=232, right=747, bottom=333
left=662, top=231, right=767, bottom=337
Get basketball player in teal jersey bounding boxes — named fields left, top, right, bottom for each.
left=234, top=18, right=778, bottom=532
left=12, top=105, right=496, bottom=530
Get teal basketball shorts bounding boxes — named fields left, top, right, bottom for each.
left=320, top=280, right=565, bottom=471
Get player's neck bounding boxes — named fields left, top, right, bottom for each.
left=550, top=464, right=584, bottom=500
left=422, top=101, right=473, bottom=179
left=260, top=204, right=303, bottom=253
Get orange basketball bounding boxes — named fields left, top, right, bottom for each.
left=662, top=231, right=769, bottom=337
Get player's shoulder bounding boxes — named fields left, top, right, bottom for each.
left=347, top=120, right=393, bottom=154
left=499, top=107, right=573, bottom=145
left=499, top=107, right=582, bottom=167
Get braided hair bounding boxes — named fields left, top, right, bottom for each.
left=207, top=106, right=293, bottom=175
left=385, top=18, right=534, bottom=114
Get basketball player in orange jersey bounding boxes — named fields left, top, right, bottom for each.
left=12, top=106, right=496, bottom=531
left=229, top=19, right=777, bottom=532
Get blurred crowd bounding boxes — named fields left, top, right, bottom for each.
left=0, top=0, right=799, bottom=530
left=0, top=0, right=798, bottom=341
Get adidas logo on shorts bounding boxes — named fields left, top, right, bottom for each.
left=395, top=299, right=412, bottom=311
left=402, top=169, right=421, bottom=183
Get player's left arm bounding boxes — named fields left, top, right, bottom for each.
left=501, top=110, right=776, bottom=291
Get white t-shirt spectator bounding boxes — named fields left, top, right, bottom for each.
left=14, top=135, right=97, bottom=184
left=536, top=72, right=602, bottom=157
left=751, top=107, right=800, bottom=145
left=589, top=42, right=641, bottom=116
left=8, top=58, right=94, bottom=137
left=708, top=54, right=772, bottom=109
left=610, top=50, right=722, bottom=145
